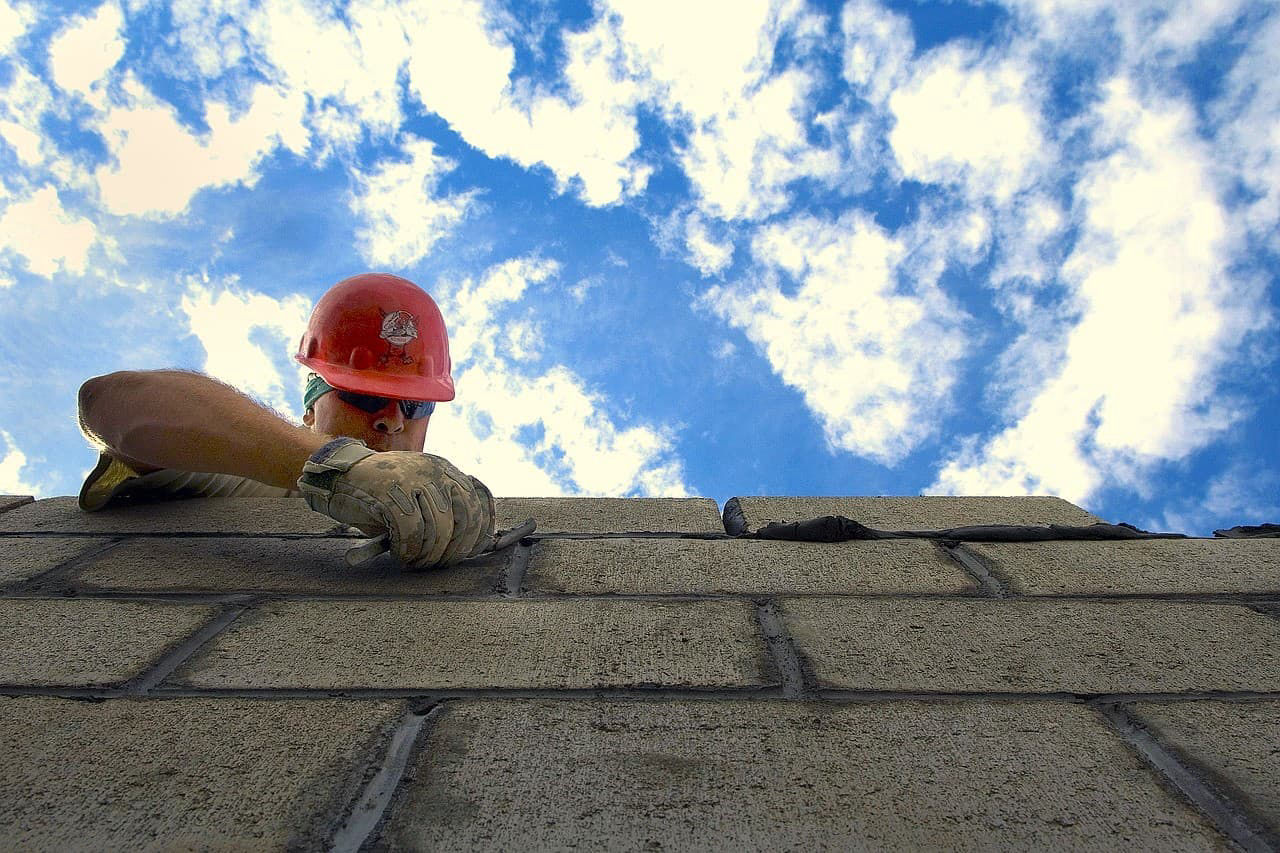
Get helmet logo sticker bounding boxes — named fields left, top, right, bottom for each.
left=379, top=310, right=419, bottom=365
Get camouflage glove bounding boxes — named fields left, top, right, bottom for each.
left=297, top=437, right=496, bottom=568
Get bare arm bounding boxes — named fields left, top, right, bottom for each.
left=78, top=370, right=331, bottom=491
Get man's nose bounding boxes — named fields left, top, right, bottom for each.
left=373, top=402, right=404, bottom=433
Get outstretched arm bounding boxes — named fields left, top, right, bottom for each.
left=77, top=370, right=330, bottom=490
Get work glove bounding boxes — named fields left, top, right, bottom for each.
left=297, top=437, right=496, bottom=569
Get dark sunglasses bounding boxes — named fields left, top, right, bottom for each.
left=334, top=389, right=436, bottom=419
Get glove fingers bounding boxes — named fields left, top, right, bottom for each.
left=439, top=478, right=483, bottom=565
left=416, top=485, right=453, bottom=567
left=386, top=484, right=428, bottom=564
left=466, top=475, right=496, bottom=558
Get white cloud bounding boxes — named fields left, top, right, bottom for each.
left=608, top=0, right=839, bottom=220
left=95, top=75, right=307, bottom=216
left=0, top=0, right=35, bottom=56
left=0, top=430, right=45, bottom=496
left=1211, top=10, right=1280, bottom=252
left=48, top=2, right=125, bottom=99
left=180, top=278, right=313, bottom=417
left=933, top=78, right=1269, bottom=501
left=0, top=64, right=56, bottom=171
left=703, top=210, right=970, bottom=464
left=349, top=136, right=476, bottom=267
left=889, top=45, right=1047, bottom=201
left=680, top=211, right=735, bottom=276
left=1003, top=0, right=1249, bottom=59
left=402, top=0, right=649, bottom=206
left=429, top=257, right=691, bottom=496
left=165, top=0, right=252, bottom=78
left=841, top=0, right=913, bottom=104
left=247, top=0, right=406, bottom=146
left=0, top=186, right=98, bottom=278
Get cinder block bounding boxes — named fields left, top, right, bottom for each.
left=725, top=496, right=1102, bottom=533
left=0, top=496, right=342, bottom=534
left=966, top=539, right=1280, bottom=595
left=173, top=600, right=766, bottom=690
left=0, top=537, right=114, bottom=588
left=0, top=599, right=220, bottom=687
left=70, top=537, right=508, bottom=595
left=526, top=538, right=975, bottom=595
left=497, top=497, right=723, bottom=533
left=0, top=696, right=402, bottom=849
left=0, top=496, right=32, bottom=515
left=1132, top=700, right=1280, bottom=831
left=784, top=598, right=1280, bottom=693
left=373, top=699, right=1222, bottom=850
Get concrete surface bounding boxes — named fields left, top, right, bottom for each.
left=69, top=536, right=508, bottom=595
left=0, top=536, right=113, bottom=587
left=497, top=496, right=723, bottom=533
left=0, top=495, right=32, bottom=515
left=0, top=496, right=341, bottom=534
left=172, top=599, right=767, bottom=690
left=0, top=696, right=403, bottom=850
left=1, top=492, right=1275, bottom=851
left=0, top=599, right=219, bottom=686
left=526, top=537, right=976, bottom=595
left=966, top=539, right=1280, bottom=595
left=373, top=699, right=1225, bottom=851
left=726, top=495, right=1104, bottom=531
left=785, top=598, right=1280, bottom=693
left=1132, top=700, right=1280, bottom=832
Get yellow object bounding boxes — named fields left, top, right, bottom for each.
left=78, top=452, right=140, bottom=512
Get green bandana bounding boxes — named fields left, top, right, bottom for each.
left=303, top=373, right=333, bottom=412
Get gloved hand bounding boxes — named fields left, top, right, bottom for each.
left=297, top=437, right=496, bottom=568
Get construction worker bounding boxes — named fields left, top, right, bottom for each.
left=77, top=273, right=495, bottom=569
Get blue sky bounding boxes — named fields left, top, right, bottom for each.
left=0, top=0, right=1277, bottom=535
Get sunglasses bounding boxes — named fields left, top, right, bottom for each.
left=334, top=389, right=436, bottom=419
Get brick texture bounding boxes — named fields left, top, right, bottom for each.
left=526, top=537, right=976, bottom=595
left=0, top=696, right=402, bottom=850
left=173, top=599, right=767, bottom=690
left=784, top=598, right=1280, bottom=693
left=965, top=539, right=1280, bottom=595
left=0, top=599, right=220, bottom=687
left=0, top=536, right=113, bottom=588
left=726, top=495, right=1102, bottom=532
left=1132, top=700, right=1280, bottom=832
left=0, top=496, right=341, bottom=534
left=498, top=497, right=723, bottom=533
left=70, top=536, right=508, bottom=595
left=374, top=699, right=1224, bottom=850
left=0, top=496, right=32, bottom=515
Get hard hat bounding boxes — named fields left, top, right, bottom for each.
left=295, top=272, right=455, bottom=401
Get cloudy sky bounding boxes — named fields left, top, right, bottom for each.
left=1, top=0, right=1277, bottom=534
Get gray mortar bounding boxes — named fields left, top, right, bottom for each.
left=121, top=599, right=256, bottom=694
left=0, top=536, right=122, bottom=590
left=754, top=601, right=811, bottom=698
left=369, top=698, right=1227, bottom=850
left=504, top=542, right=532, bottom=597
left=329, top=705, right=439, bottom=853
left=944, top=543, right=1011, bottom=598
left=1096, top=703, right=1278, bottom=852
left=1130, top=699, right=1280, bottom=843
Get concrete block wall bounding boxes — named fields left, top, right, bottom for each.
left=0, top=493, right=1277, bottom=850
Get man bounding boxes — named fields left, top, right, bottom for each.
left=77, top=272, right=495, bottom=569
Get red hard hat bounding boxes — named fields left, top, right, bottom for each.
left=295, top=273, right=455, bottom=401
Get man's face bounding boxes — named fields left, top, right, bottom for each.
left=303, top=391, right=429, bottom=452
